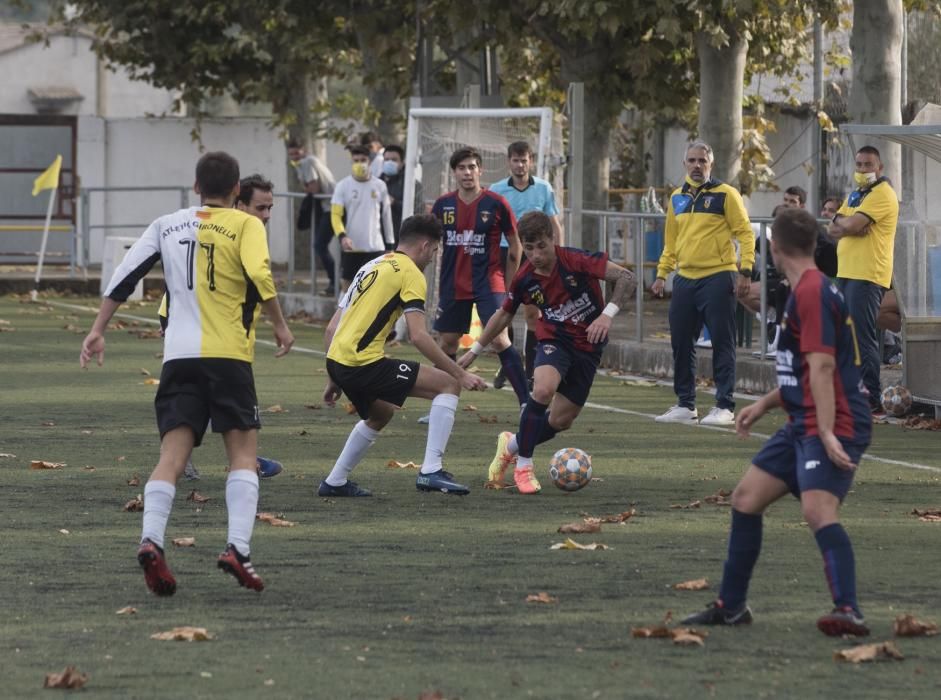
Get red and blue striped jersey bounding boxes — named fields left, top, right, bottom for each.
left=431, top=190, right=517, bottom=301
left=777, top=269, right=872, bottom=440
left=503, top=247, right=609, bottom=353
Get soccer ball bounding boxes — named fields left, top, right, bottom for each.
left=548, top=448, right=592, bottom=492
left=881, top=384, right=913, bottom=417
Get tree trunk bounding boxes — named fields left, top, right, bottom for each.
left=696, top=29, right=748, bottom=186
left=356, top=24, right=402, bottom=143
left=849, top=0, right=903, bottom=187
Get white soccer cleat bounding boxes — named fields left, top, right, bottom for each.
left=655, top=405, right=699, bottom=423
left=700, top=407, right=735, bottom=426
left=695, top=337, right=713, bottom=349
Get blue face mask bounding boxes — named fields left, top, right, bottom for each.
left=382, top=160, right=400, bottom=177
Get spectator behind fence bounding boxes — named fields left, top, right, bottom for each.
left=287, top=139, right=337, bottom=297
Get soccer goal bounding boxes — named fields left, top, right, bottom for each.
left=402, top=107, right=564, bottom=220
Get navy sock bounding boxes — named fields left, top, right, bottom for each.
left=447, top=353, right=456, bottom=362
left=524, top=331, right=537, bottom=380
left=718, top=509, right=763, bottom=609
left=498, top=347, right=529, bottom=405
left=814, top=523, right=859, bottom=613
left=516, top=399, right=548, bottom=459
left=537, top=411, right=557, bottom=445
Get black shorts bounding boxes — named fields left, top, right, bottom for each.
left=154, top=358, right=260, bottom=447
left=534, top=341, right=602, bottom=407
left=341, top=251, right=383, bottom=282
left=327, top=357, right=420, bottom=419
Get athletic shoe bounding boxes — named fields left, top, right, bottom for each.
left=487, top=431, right=516, bottom=484
left=256, top=456, right=283, bottom=478
left=415, top=469, right=470, bottom=495
left=317, top=479, right=372, bottom=497
left=183, top=459, right=200, bottom=481
left=681, top=601, right=753, bottom=626
left=320, top=284, right=336, bottom=297
left=217, top=544, right=264, bottom=592
left=493, top=367, right=507, bottom=390
left=655, top=405, right=699, bottom=423
left=695, top=337, right=713, bottom=349
left=871, top=406, right=888, bottom=420
left=417, top=414, right=430, bottom=424
left=700, top=407, right=735, bottom=426
left=137, top=539, right=176, bottom=597
left=817, top=607, right=870, bottom=637
left=513, top=466, right=542, bottom=495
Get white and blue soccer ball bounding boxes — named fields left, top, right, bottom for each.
left=548, top=447, right=592, bottom=492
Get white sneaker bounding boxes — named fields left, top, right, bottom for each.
left=700, top=407, right=735, bottom=426
left=695, top=337, right=713, bottom=349
left=417, top=414, right=430, bottom=425
left=655, top=405, right=699, bottom=423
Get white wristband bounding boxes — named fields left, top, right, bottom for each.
left=470, top=341, right=484, bottom=355
left=601, top=302, right=619, bottom=318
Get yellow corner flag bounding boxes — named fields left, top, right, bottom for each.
left=32, top=155, right=62, bottom=197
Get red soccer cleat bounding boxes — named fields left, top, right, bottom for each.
left=137, top=539, right=177, bottom=597
left=217, top=544, right=264, bottom=592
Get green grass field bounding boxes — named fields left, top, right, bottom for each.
left=1, top=293, right=940, bottom=699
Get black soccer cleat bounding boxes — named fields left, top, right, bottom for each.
left=682, top=600, right=753, bottom=626
left=415, top=469, right=470, bottom=496
left=817, top=607, right=870, bottom=637
left=217, top=544, right=264, bottom=592
left=492, top=367, right=507, bottom=390
left=317, top=479, right=372, bottom=497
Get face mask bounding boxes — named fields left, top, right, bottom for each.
left=351, top=162, right=369, bottom=180
left=382, top=160, right=400, bottom=177
left=854, top=171, right=877, bottom=187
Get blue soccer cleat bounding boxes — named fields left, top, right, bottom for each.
left=415, top=469, right=470, bottom=496
left=317, top=479, right=372, bottom=497
left=256, top=456, right=283, bottom=478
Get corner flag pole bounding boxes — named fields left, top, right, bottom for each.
left=30, top=155, right=62, bottom=301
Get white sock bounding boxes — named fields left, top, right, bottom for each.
left=421, top=393, right=459, bottom=474
left=507, top=434, right=519, bottom=456
left=517, top=456, right=534, bottom=469
left=326, top=420, right=379, bottom=486
left=141, top=480, right=176, bottom=549
left=226, top=469, right=259, bottom=557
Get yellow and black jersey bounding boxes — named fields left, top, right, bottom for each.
left=104, top=206, right=276, bottom=363
left=327, top=252, right=426, bottom=367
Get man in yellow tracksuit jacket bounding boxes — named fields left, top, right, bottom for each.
left=651, top=141, right=755, bottom=427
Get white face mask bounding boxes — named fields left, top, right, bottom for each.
left=382, top=160, right=400, bottom=177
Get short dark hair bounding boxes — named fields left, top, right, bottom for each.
left=449, top=147, right=482, bottom=171
left=383, top=144, right=405, bottom=158
left=857, top=145, right=882, bottom=161
left=360, top=131, right=381, bottom=146
left=823, top=195, right=842, bottom=208
left=771, top=208, right=818, bottom=257
left=398, top=214, right=442, bottom=244
left=784, top=185, right=807, bottom=204
left=507, top=141, right=533, bottom=158
left=237, top=174, right=273, bottom=205
left=196, top=152, right=240, bottom=199
left=518, top=211, right=553, bottom=243
left=286, top=138, right=303, bottom=150
left=771, top=203, right=788, bottom=218
left=348, top=144, right=371, bottom=158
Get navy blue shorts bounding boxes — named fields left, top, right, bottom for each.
left=434, top=293, right=504, bottom=334
left=753, top=425, right=868, bottom=501
left=534, top=341, right=601, bottom=407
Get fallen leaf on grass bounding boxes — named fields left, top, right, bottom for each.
left=31, top=460, right=65, bottom=469
left=834, top=641, right=904, bottom=663
left=703, top=489, right=732, bottom=506
left=478, top=414, right=498, bottom=424
left=903, top=416, right=941, bottom=431
left=525, top=592, right=559, bottom=604
left=550, top=538, right=609, bottom=551
left=0, top=326, right=15, bottom=332
left=673, top=578, right=709, bottom=591
left=671, top=630, right=707, bottom=646
left=127, top=475, right=140, bottom=486
left=116, top=606, right=137, bottom=615
left=620, top=379, right=658, bottom=387
left=894, top=614, right=939, bottom=637
left=558, top=521, right=602, bottom=534
left=123, top=495, right=143, bottom=512
left=139, top=368, right=151, bottom=376
left=43, top=666, right=89, bottom=689
left=0, top=452, right=16, bottom=458
left=263, top=404, right=287, bottom=413
left=583, top=509, right=636, bottom=525
left=483, top=480, right=515, bottom=490
left=387, top=460, right=420, bottom=469
left=256, top=512, right=296, bottom=527
left=911, top=508, right=941, bottom=522
left=63, top=323, right=83, bottom=333
left=186, top=490, right=210, bottom=504
left=172, top=537, right=196, bottom=547
left=41, top=421, right=56, bottom=427
left=462, top=404, right=478, bottom=412
left=670, top=500, right=702, bottom=509
left=142, top=378, right=160, bottom=386
left=82, top=465, right=96, bottom=471
left=304, top=403, right=322, bottom=410
left=151, top=626, right=213, bottom=642
left=343, top=402, right=357, bottom=415
left=631, top=624, right=673, bottom=639
left=59, top=529, right=70, bottom=535
left=117, top=455, right=126, bottom=462
left=129, top=328, right=162, bottom=339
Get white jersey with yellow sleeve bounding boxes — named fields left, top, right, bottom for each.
left=104, top=205, right=277, bottom=363
left=327, top=252, right=426, bottom=367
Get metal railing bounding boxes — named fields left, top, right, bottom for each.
left=0, top=223, right=77, bottom=273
